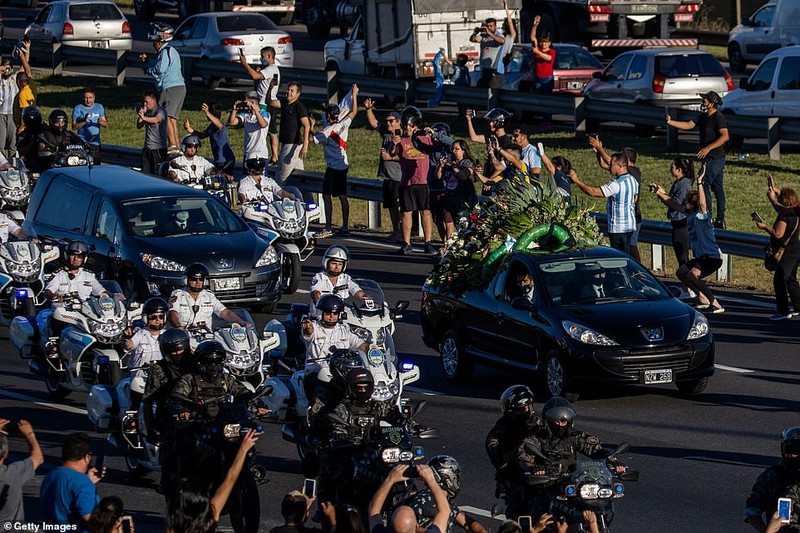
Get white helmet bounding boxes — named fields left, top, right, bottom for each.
left=322, top=245, right=349, bottom=273
left=148, top=22, right=174, bottom=42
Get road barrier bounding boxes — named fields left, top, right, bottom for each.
left=101, top=144, right=768, bottom=282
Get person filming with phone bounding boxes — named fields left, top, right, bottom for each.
left=744, top=426, right=800, bottom=533
left=369, top=464, right=451, bottom=533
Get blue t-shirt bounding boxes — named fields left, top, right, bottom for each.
left=688, top=211, right=721, bottom=259
left=72, top=103, right=105, bottom=145
left=553, top=169, right=572, bottom=202
left=203, top=123, right=236, bottom=167
left=451, top=65, right=471, bottom=87
left=40, top=467, right=98, bottom=531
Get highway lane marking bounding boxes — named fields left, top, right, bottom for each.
left=718, top=296, right=773, bottom=309
left=716, top=364, right=755, bottom=374
left=460, top=506, right=505, bottom=521
left=343, top=236, right=406, bottom=250
left=405, top=386, right=444, bottom=396
left=296, top=288, right=309, bottom=294
left=0, top=388, right=88, bottom=415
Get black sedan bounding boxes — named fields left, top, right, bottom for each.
left=421, top=246, right=715, bottom=400
left=23, top=165, right=282, bottom=311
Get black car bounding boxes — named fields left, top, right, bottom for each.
left=23, top=165, right=282, bottom=310
left=421, top=246, right=715, bottom=400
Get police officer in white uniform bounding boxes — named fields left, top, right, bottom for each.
left=44, top=241, right=108, bottom=304
left=308, top=245, right=367, bottom=317
left=125, top=297, right=168, bottom=410
left=166, top=134, right=216, bottom=184
left=238, top=157, right=296, bottom=204
left=0, top=212, right=28, bottom=243
left=167, top=263, right=250, bottom=329
left=301, top=294, right=368, bottom=380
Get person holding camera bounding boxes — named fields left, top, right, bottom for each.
left=437, top=139, right=476, bottom=244
left=228, top=90, right=271, bottom=163
left=0, top=56, right=21, bottom=157
left=184, top=103, right=236, bottom=174
left=470, top=17, right=505, bottom=89
left=239, top=46, right=281, bottom=165
left=745, top=427, right=800, bottom=533
left=364, top=100, right=403, bottom=241
left=369, top=464, right=451, bottom=533
left=137, top=90, right=167, bottom=175
left=12, top=40, right=34, bottom=136
left=0, top=418, right=43, bottom=523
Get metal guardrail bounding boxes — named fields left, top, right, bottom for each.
left=101, top=143, right=768, bottom=281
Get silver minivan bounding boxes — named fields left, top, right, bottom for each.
left=721, top=46, right=800, bottom=118
left=583, top=49, right=733, bottom=110
left=24, top=0, right=132, bottom=50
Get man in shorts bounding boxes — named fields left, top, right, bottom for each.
left=311, top=85, right=359, bottom=237
left=364, top=100, right=402, bottom=241
left=141, top=23, right=186, bottom=156
left=266, top=81, right=310, bottom=185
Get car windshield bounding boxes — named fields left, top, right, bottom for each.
left=656, top=54, right=725, bottom=78
left=536, top=257, right=670, bottom=306
left=69, top=3, right=122, bottom=20
left=554, top=46, right=603, bottom=69
left=217, top=14, right=276, bottom=32
left=121, top=196, right=248, bottom=238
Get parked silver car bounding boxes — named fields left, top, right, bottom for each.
left=24, top=0, right=132, bottom=50
left=583, top=49, right=733, bottom=109
left=722, top=46, right=800, bottom=118
left=172, top=13, right=294, bottom=88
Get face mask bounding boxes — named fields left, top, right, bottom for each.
left=700, top=104, right=709, bottom=113
left=261, top=58, right=270, bottom=66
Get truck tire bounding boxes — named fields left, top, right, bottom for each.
left=305, top=0, right=332, bottom=39
left=440, top=329, right=474, bottom=383
left=728, top=43, right=746, bottom=73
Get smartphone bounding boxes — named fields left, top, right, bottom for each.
left=94, top=454, right=105, bottom=472
left=238, top=47, right=245, bottom=55
left=404, top=465, right=419, bottom=478
left=751, top=211, right=764, bottom=224
left=779, top=497, right=792, bottom=524
left=272, top=74, right=279, bottom=82
left=121, top=516, right=134, bottom=533
left=303, top=478, right=317, bottom=498
left=518, top=516, right=533, bottom=531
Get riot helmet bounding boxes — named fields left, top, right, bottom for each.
left=428, top=455, right=462, bottom=498
left=244, top=157, right=267, bottom=176
left=542, top=397, right=575, bottom=439
left=322, top=245, right=349, bottom=275
left=782, top=426, right=800, bottom=468
left=429, top=122, right=451, bottom=135
left=345, top=368, right=374, bottom=402
left=195, top=340, right=226, bottom=381
left=49, top=109, right=69, bottom=133
left=316, top=294, right=345, bottom=327
left=159, top=328, right=190, bottom=367
left=330, top=349, right=366, bottom=384
left=500, top=385, right=535, bottom=421
left=185, top=263, right=209, bottom=293
left=22, top=106, right=42, bottom=131
left=400, top=106, right=423, bottom=129
left=143, top=297, right=169, bottom=331
left=484, top=108, right=511, bottom=129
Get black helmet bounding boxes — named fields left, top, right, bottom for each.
left=542, top=397, right=575, bottom=439
left=330, top=349, right=365, bottom=383
left=244, top=157, right=267, bottom=175
left=22, top=106, right=42, bottom=130
left=345, top=368, right=374, bottom=402
left=185, top=263, right=208, bottom=292
left=181, top=134, right=201, bottom=150
left=143, top=297, right=169, bottom=330
left=400, top=106, right=422, bottom=129
left=428, top=455, right=461, bottom=498
left=317, top=294, right=345, bottom=327
left=322, top=245, right=349, bottom=274
left=159, top=328, right=190, bottom=366
left=195, top=340, right=226, bottom=380
left=484, top=108, right=511, bottom=129
left=500, top=385, right=535, bottom=421
left=49, top=109, right=69, bottom=132
left=429, top=122, right=451, bottom=135
left=782, top=426, right=800, bottom=466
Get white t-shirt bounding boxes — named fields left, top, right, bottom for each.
left=238, top=175, right=283, bottom=203
left=169, top=288, right=226, bottom=328
left=256, top=63, right=281, bottom=104
left=240, top=108, right=271, bottom=160
left=313, top=117, right=352, bottom=170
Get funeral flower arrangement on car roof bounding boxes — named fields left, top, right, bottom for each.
left=429, top=174, right=602, bottom=293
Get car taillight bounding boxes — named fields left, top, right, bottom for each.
left=122, top=21, right=131, bottom=34
left=652, top=75, right=665, bottom=94
left=724, top=72, right=734, bottom=91
left=277, top=36, right=292, bottom=44
left=220, top=38, right=245, bottom=46
left=63, top=22, right=74, bottom=36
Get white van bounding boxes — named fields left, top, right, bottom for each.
left=721, top=46, right=800, bottom=117
left=727, top=0, right=800, bottom=72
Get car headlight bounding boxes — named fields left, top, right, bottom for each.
left=140, top=253, right=185, bottom=272
left=579, top=483, right=601, bottom=499
left=686, top=313, right=710, bottom=340
left=255, top=246, right=279, bottom=267
left=562, top=321, right=619, bottom=346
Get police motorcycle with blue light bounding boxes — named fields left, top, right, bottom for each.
left=239, top=157, right=316, bottom=294
left=38, top=110, right=93, bottom=169
left=0, top=161, right=33, bottom=216
left=162, top=135, right=233, bottom=205
left=9, top=241, right=135, bottom=398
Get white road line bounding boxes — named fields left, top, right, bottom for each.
left=0, top=388, right=88, bottom=415
left=296, top=288, right=309, bottom=294
left=404, top=386, right=444, bottom=396
left=716, top=364, right=755, bottom=374
left=343, top=236, right=404, bottom=250
left=718, top=296, right=774, bottom=309
left=459, top=506, right=505, bottom=521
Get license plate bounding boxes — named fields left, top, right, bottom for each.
left=644, top=369, right=673, bottom=384
left=631, top=4, right=658, bottom=13
left=674, top=13, right=694, bottom=21
left=211, top=277, right=241, bottom=291
left=91, top=40, right=109, bottom=49
left=567, top=81, right=584, bottom=90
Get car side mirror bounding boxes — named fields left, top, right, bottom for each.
left=511, top=296, right=535, bottom=311
left=667, top=285, right=683, bottom=298
left=739, top=78, right=750, bottom=90
left=592, top=71, right=603, bottom=79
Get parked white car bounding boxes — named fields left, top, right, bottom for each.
left=24, top=0, right=132, bottom=50
left=721, top=46, right=800, bottom=118
left=727, top=0, right=800, bottom=72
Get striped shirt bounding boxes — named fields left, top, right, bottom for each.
left=600, top=172, right=638, bottom=234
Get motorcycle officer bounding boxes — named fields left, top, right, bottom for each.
left=142, top=328, right=191, bottom=493
left=124, top=297, right=168, bottom=411
left=486, top=385, right=542, bottom=520
left=744, top=426, right=800, bottom=532
left=16, top=106, right=46, bottom=171
left=0, top=211, right=29, bottom=243
left=37, top=109, right=83, bottom=168
left=517, top=397, right=621, bottom=521
left=168, top=263, right=251, bottom=329
left=166, top=134, right=216, bottom=184
left=238, top=157, right=296, bottom=204
left=308, top=245, right=367, bottom=317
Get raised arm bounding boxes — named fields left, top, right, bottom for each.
left=696, top=165, right=708, bottom=214
left=347, top=85, right=359, bottom=121
left=363, top=98, right=379, bottom=129
left=238, top=53, right=265, bottom=80
left=210, top=429, right=258, bottom=522
left=465, top=109, right=486, bottom=143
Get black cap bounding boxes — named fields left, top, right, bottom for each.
left=698, top=91, right=723, bottom=108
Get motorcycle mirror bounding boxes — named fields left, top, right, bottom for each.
left=618, top=470, right=639, bottom=482
left=523, top=442, right=551, bottom=462
left=611, top=442, right=631, bottom=456
left=417, top=428, right=439, bottom=439
left=326, top=412, right=350, bottom=426
left=127, top=301, right=140, bottom=311
left=524, top=473, right=553, bottom=486
left=395, top=300, right=410, bottom=312
left=411, top=400, right=427, bottom=418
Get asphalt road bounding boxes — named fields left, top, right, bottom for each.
left=0, top=231, right=796, bottom=532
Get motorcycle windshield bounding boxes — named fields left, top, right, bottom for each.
left=351, top=279, right=387, bottom=314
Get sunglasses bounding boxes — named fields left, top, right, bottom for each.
left=188, top=276, right=205, bottom=281
left=2, top=68, right=12, bottom=73
left=147, top=314, right=165, bottom=320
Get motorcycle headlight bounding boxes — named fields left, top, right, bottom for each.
left=352, top=326, right=373, bottom=344
left=90, top=319, right=124, bottom=341
left=372, top=385, right=394, bottom=402
left=381, top=447, right=401, bottom=463
left=140, top=253, right=185, bottom=272
left=5, top=260, right=39, bottom=281
left=562, top=321, right=618, bottom=346
left=579, top=483, right=601, bottom=499
left=223, top=423, right=242, bottom=438
left=255, top=246, right=279, bottom=267
left=686, top=313, right=710, bottom=340
left=66, top=155, right=86, bottom=166
left=1, top=186, right=28, bottom=204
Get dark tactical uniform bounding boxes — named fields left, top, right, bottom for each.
left=744, top=461, right=800, bottom=532
left=485, top=416, right=542, bottom=519
left=143, top=358, right=188, bottom=437
left=406, top=489, right=460, bottom=533
left=37, top=129, right=83, bottom=167
left=517, top=430, right=611, bottom=519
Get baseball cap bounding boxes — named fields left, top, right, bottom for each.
left=386, top=111, right=401, bottom=121
left=698, top=91, right=722, bottom=107
left=244, top=91, right=260, bottom=100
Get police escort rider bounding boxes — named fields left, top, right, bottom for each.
left=168, top=263, right=251, bottom=329
left=745, top=426, right=800, bottom=532
left=124, top=297, right=169, bottom=411
left=166, top=134, right=216, bottom=184
left=237, top=157, right=296, bottom=204
left=37, top=109, right=83, bottom=168
left=308, top=245, right=367, bottom=317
